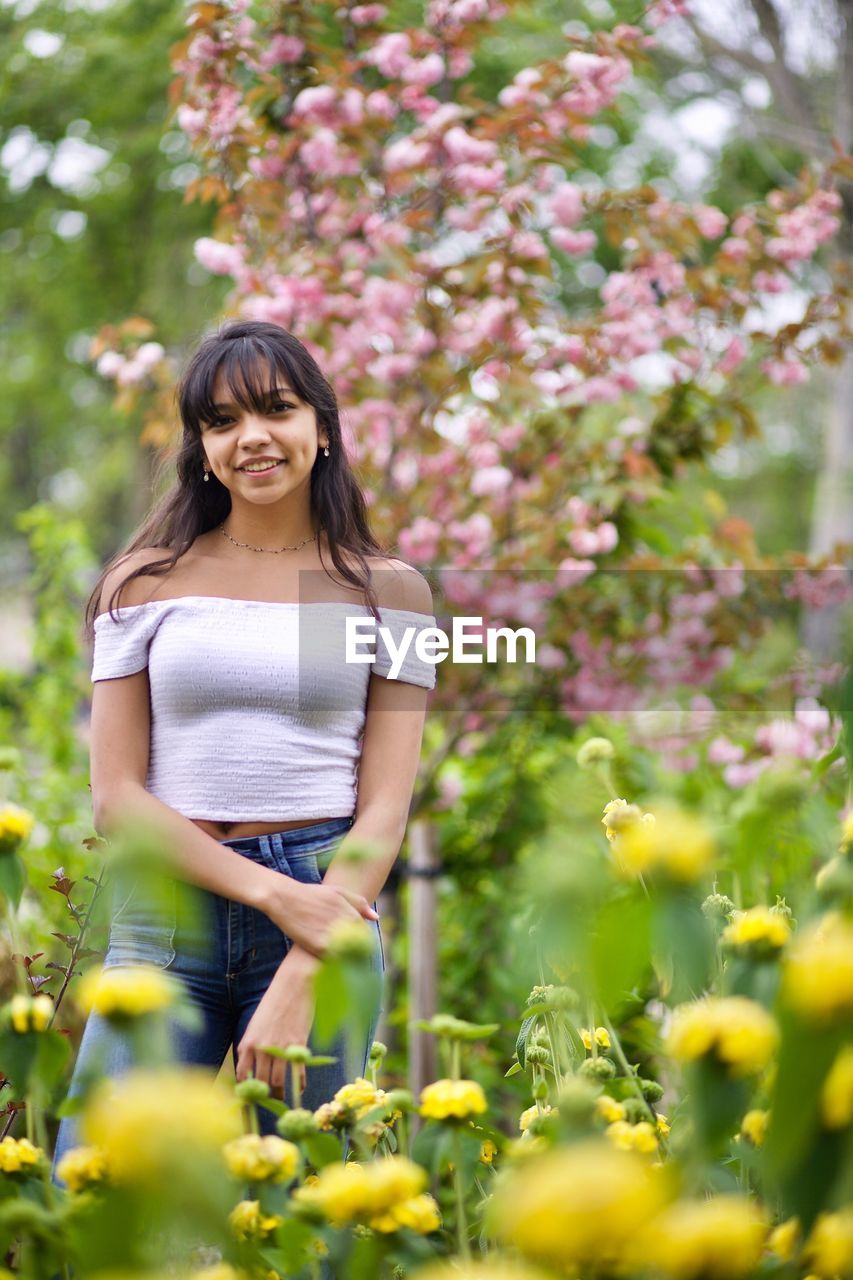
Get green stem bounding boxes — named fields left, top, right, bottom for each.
left=245, top=1103, right=259, bottom=1137
left=450, top=1039, right=461, bottom=1081
left=291, top=1062, right=303, bottom=1111
left=543, top=1012, right=564, bottom=1089
left=452, top=1129, right=470, bottom=1260
left=587, top=999, right=598, bottom=1061
left=601, top=1014, right=655, bottom=1122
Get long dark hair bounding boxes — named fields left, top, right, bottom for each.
left=84, top=320, right=386, bottom=639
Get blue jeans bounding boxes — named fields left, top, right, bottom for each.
left=53, top=817, right=385, bottom=1178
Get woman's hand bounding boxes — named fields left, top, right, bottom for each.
left=235, top=948, right=317, bottom=1094
left=265, top=879, right=378, bottom=958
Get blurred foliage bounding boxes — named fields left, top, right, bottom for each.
left=0, top=0, right=228, bottom=560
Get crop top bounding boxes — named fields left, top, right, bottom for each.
left=91, top=596, right=437, bottom=822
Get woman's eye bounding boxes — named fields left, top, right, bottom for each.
left=269, top=401, right=294, bottom=414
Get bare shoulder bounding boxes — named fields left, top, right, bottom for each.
left=97, top=546, right=175, bottom=616
left=368, top=556, right=433, bottom=615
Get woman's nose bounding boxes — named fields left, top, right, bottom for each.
left=237, top=414, right=273, bottom=444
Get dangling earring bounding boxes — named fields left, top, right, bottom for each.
left=323, top=446, right=330, bottom=457
left=203, top=466, right=210, bottom=482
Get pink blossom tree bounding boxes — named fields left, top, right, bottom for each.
left=92, top=0, right=850, bottom=778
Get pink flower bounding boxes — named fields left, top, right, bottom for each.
left=451, top=162, right=505, bottom=193
left=569, top=528, right=601, bottom=557
left=351, top=4, right=388, bottom=23
left=442, top=125, right=497, bottom=164
left=470, top=465, right=513, bottom=496
left=723, top=759, right=769, bottom=788
left=694, top=204, right=727, bottom=238
left=721, top=236, right=750, bottom=261
left=556, top=558, right=595, bottom=584
left=707, top=736, right=744, bottom=766
left=366, top=90, right=398, bottom=119
left=547, top=181, right=584, bottom=227
left=551, top=228, right=596, bottom=254
left=595, top=521, right=618, bottom=553
left=399, top=516, right=442, bottom=564
left=176, top=104, right=206, bottom=138
left=364, top=31, right=412, bottom=77
left=194, top=237, right=245, bottom=276
left=96, top=351, right=124, bottom=379
left=300, top=129, right=347, bottom=175
left=761, top=355, right=809, bottom=386
left=718, top=335, right=746, bottom=375
left=258, top=34, right=304, bottom=67
left=401, top=52, right=446, bottom=87
left=290, top=85, right=338, bottom=123
left=383, top=137, right=433, bottom=171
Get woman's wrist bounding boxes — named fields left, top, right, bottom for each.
left=284, top=943, right=320, bottom=975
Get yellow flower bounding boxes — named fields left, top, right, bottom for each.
left=56, top=1145, right=109, bottom=1194
left=629, top=1196, right=766, bottom=1278
left=821, top=1043, right=853, bottom=1129
left=656, top=1113, right=671, bottom=1137
left=606, top=1120, right=659, bottom=1154
left=519, top=1103, right=556, bottom=1132
left=0, top=804, right=34, bottom=854
left=666, top=997, right=778, bottom=1077
left=313, top=1077, right=393, bottom=1132
left=420, top=1078, right=487, bottom=1121
left=595, top=1095, right=627, bottom=1124
left=82, top=1067, right=241, bottom=1185
left=487, top=1139, right=670, bottom=1270
left=615, top=805, right=715, bottom=882
left=580, top=1025, right=611, bottom=1051
left=722, top=906, right=791, bottom=952
left=229, top=1199, right=282, bottom=1241
left=334, top=1077, right=381, bottom=1115
left=0, top=1137, right=43, bottom=1175
left=415, top=1263, right=554, bottom=1280
left=373, top=1192, right=441, bottom=1235
left=294, top=1156, right=427, bottom=1229
left=740, top=1109, right=769, bottom=1146
left=602, top=799, right=642, bottom=843
left=77, top=964, right=177, bottom=1020
left=768, top=1217, right=801, bottom=1262
left=223, top=1133, right=299, bottom=1183
left=480, top=1138, right=498, bottom=1164
left=8, top=993, right=53, bottom=1033
left=802, top=1210, right=853, bottom=1278
left=784, top=912, right=853, bottom=1024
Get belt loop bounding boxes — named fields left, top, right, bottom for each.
left=260, top=834, right=273, bottom=862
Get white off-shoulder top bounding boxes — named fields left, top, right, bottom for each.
left=91, top=596, right=437, bottom=821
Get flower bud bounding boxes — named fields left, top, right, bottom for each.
left=235, top=1079, right=271, bottom=1104
left=533, top=1078, right=549, bottom=1101
left=579, top=1056, right=616, bottom=1081
left=640, top=1078, right=664, bottom=1103
left=701, top=892, right=735, bottom=920
left=577, top=737, right=615, bottom=769
left=368, top=1040, right=388, bottom=1064
left=276, top=1108, right=319, bottom=1140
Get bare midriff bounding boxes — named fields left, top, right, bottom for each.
left=190, top=816, right=349, bottom=841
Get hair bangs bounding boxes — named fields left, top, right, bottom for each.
left=181, top=333, right=310, bottom=433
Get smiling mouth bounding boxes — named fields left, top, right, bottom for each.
left=239, top=460, right=285, bottom=474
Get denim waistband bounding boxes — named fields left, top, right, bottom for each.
left=218, top=816, right=354, bottom=853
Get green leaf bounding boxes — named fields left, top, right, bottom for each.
left=0, top=855, right=26, bottom=909
left=302, top=1132, right=343, bottom=1169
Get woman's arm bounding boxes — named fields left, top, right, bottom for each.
left=235, top=568, right=433, bottom=1089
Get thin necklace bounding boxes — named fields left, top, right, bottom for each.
left=219, top=522, right=318, bottom=554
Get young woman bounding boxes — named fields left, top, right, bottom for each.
left=53, top=319, right=435, bottom=1166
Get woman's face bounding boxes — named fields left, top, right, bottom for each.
left=199, top=364, right=327, bottom=506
